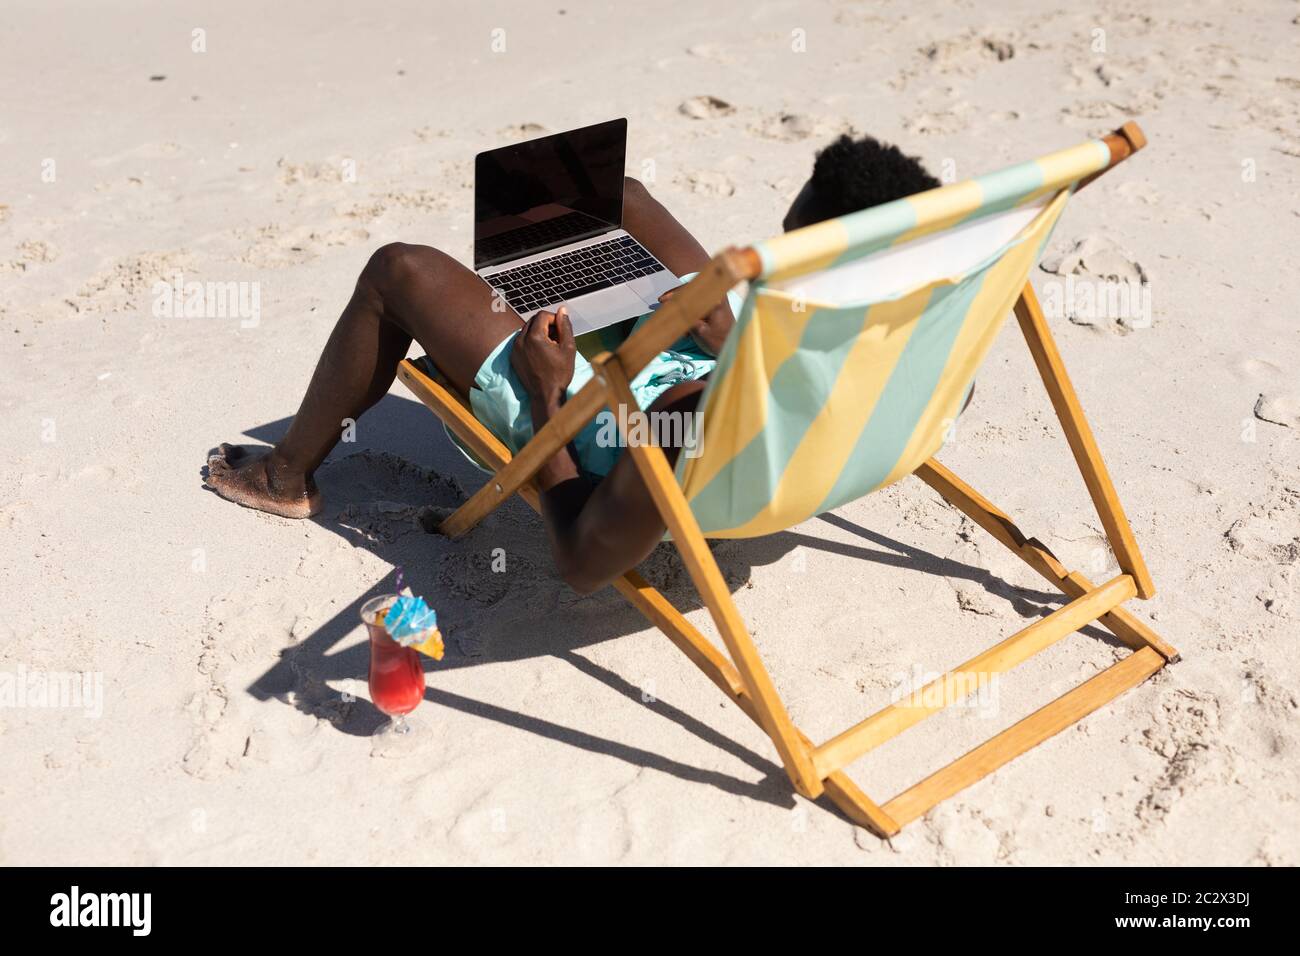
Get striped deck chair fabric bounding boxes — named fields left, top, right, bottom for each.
left=676, top=138, right=1113, bottom=538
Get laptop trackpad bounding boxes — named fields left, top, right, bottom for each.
left=564, top=284, right=647, bottom=336
left=626, top=270, right=681, bottom=306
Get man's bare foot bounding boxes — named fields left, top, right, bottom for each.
left=204, top=443, right=322, bottom=519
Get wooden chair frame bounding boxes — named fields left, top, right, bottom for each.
left=396, top=122, right=1178, bottom=836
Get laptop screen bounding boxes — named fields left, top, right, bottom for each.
left=474, top=118, right=627, bottom=269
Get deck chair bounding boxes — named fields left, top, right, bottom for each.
left=398, top=121, right=1179, bottom=836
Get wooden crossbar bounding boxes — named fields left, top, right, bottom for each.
left=397, top=358, right=530, bottom=498
left=436, top=375, right=606, bottom=538
left=811, top=573, right=1136, bottom=778
left=883, top=646, right=1165, bottom=826
left=913, top=459, right=1178, bottom=662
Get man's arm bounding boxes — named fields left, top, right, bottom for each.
left=511, top=307, right=699, bottom=594
left=657, top=287, right=734, bottom=356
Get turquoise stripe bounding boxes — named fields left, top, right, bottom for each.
left=686, top=299, right=882, bottom=534
left=958, top=159, right=1046, bottom=222
left=827, top=200, right=920, bottom=268
left=954, top=141, right=1101, bottom=224
left=813, top=270, right=988, bottom=517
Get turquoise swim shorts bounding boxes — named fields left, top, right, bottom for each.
left=448, top=274, right=744, bottom=479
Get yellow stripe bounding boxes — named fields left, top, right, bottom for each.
left=1034, top=140, right=1109, bottom=190
left=892, top=179, right=984, bottom=248
left=758, top=216, right=849, bottom=281
left=716, top=292, right=930, bottom=539
left=879, top=190, right=1071, bottom=487
left=679, top=291, right=817, bottom=497
left=1010, top=143, right=1108, bottom=208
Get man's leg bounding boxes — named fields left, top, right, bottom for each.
left=621, top=177, right=712, bottom=277
left=205, top=243, right=524, bottom=517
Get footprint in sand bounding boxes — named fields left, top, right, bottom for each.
left=685, top=43, right=733, bottom=64
left=678, top=170, right=735, bottom=197
left=1223, top=476, right=1300, bottom=566
left=3, top=239, right=59, bottom=273
left=271, top=155, right=366, bottom=187
left=338, top=184, right=454, bottom=224
left=1225, top=511, right=1300, bottom=565
left=1234, top=357, right=1286, bottom=381
left=498, top=122, right=548, bottom=139
left=1136, top=687, right=1229, bottom=825
left=435, top=548, right=536, bottom=607
left=902, top=106, right=973, bottom=137
left=679, top=95, right=735, bottom=120
left=1066, top=62, right=1125, bottom=93
left=1041, top=235, right=1149, bottom=284
left=1038, top=235, right=1152, bottom=332
left=1116, top=180, right=1161, bottom=205
left=236, top=224, right=316, bottom=269
left=1058, top=82, right=1167, bottom=126
left=236, top=223, right=370, bottom=270
left=321, top=450, right=465, bottom=509
left=751, top=111, right=853, bottom=142
left=920, top=31, right=1017, bottom=75
left=70, top=250, right=194, bottom=315
left=1255, top=567, right=1298, bottom=619
left=275, top=156, right=348, bottom=187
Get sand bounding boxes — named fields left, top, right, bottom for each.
left=2, top=0, right=1298, bottom=865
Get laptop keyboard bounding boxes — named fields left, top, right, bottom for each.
left=485, top=235, right=663, bottom=315
left=475, top=211, right=607, bottom=265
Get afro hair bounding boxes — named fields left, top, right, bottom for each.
left=802, top=134, right=941, bottom=224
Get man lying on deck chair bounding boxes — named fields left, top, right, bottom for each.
left=205, top=135, right=945, bottom=593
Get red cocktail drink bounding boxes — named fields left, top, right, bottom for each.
left=361, top=595, right=426, bottom=735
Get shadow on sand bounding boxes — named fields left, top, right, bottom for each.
left=211, top=391, right=1115, bottom=814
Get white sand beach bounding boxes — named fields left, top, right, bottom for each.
left=2, top=0, right=1298, bottom=864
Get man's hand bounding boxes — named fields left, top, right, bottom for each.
left=511, top=306, right=576, bottom=404
left=658, top=288, right=734, bottom=356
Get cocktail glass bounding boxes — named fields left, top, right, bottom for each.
left=360, top=595, right=426, bottom=737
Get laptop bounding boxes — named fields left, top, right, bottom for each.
left=474, top=118, right=680, bottom=336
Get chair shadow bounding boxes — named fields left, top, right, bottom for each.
left=218, top=391, right=1110, bottom=811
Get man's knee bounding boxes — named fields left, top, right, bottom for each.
left=623, top=175, right=652, bottom=208
left=363, top=242, right=447, bottom=291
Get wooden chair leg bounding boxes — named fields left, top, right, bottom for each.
left=1014, top=283, right=1156, bottom=598
left=600, top=356, right=824, bottom=799
left=397, top=359, right=538, bottom=530
left=614, top=572, right=900, bottom=836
